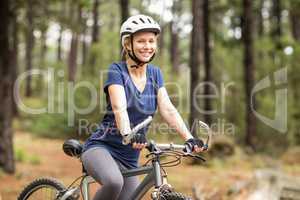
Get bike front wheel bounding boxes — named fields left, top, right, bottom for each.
left=159, top=191, right=191, bottom=200
left=18, top=177, right=67, bottom=200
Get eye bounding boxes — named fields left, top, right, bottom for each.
left=136, top=38, right=146, bottom=43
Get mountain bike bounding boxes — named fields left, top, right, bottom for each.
left=18, top=117, right=211, bottom=200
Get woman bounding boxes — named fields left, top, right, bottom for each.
left=81, top=14, right=204, bottom=200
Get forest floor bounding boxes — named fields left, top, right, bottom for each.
left=0, top=131, right=300, bottom=200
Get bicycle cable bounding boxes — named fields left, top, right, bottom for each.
left=66, top=175, right=85, bottom=190
left=143, top=150, right=184, bottom=167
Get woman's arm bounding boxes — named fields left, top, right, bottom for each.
left=108, top=85, right=146, bottom=149
left=157, top=87, right=194, bottom=141
left=108, top=85, right=132, bottom=136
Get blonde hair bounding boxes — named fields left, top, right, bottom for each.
left=121, top=37, right=131, bottom=60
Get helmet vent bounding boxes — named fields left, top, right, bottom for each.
left=139, top=18, right=145, bottom=23
left=147, top=18, right=152, bottom=23
left=126, top=27, right=132, bottom=30
left=132, top=20, right=138, bottom=25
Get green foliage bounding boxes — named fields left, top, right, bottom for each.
left=14, top=147, right=41, bottom=165
left=15, top=147, right=27, bottom=163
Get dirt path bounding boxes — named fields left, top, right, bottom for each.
left=0, top=132, right=84, bottom=199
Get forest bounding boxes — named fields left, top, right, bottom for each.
left=0, top=0, right=299, bottom=199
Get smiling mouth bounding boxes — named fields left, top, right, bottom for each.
left=140, top=52, right=153, bottom=57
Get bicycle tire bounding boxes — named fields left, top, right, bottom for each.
left=17, top=177, right=68, bottom=200
left=159, top=191, right=192, bottom=200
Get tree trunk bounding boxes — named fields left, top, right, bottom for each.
left=290, top=6, right=300, bottom=42
left=203, top=0, right=212, bottom=125
left=0, top=0, right=15, bottom=174
left=242, top=0, right=256, bottom=149
left=40, top=29, right=47, bottom=67
left=89, top=0, right=100, bottom=68
left=119, top=0, right=129, bottom=60
left=92, top=0, right=100, bottom=43
left=189, top=0, right=204, bottom=137
left=25, top=0, right=34, bottom=97
left=258, top=0, right=264, bottom=37
left=272, top=0, right=282, bottom=50
left=290, top=4, right=300, bottom=144
left=39, top=0, right=48, bottom=68
left=68, top=4, right=82, bottom=82
left=68, top=33, right=78, bottom=82
left=169, top=0, right=182, bottom=72
left=11, top=3, right=19, bottom=117
left=81, top=21, right=88, bottom=66
left=119, top=0, right=129, bottom=24
left=159, top=24, right=165, bottom=57
left=57, top=25, right=63, bottom=62
left=169, top=21, right=180, bottom=72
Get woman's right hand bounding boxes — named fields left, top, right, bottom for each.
left=129, top=133, right=147, bottom=150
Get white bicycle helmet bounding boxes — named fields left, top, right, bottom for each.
left=120, top=14, right=161, bottom=68
left=120, top=14, right=161, bottom=47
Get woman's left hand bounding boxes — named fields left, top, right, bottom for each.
left=185, top=138, right=206, bottom=153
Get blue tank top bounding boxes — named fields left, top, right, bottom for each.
left=83, top=61, right=164, bottom=168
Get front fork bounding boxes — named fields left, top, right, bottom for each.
left=151, top=172, right=173, bottom=200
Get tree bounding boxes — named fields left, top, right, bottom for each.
left=272, top=0, right=282, bottom=50
left=158, top=24, right=165, bottom=58
left=189, top=0, right=204, bottom=137
left=203, top=0, right=213, bottom=125
left=25, top=0, right=35, bottom=97
left=242, top=0, right=256, bottom=149
left=119, top=0, right=129, bottom=24
left=290, top=1, right=300, bottom=42
left=92, top=0, right=100, bottom=43
left=68, top=3, right=82, bottom=82
left=68, top=34, right=78, bottom=82
left=119, top=0, right=129, bottom=59
left=169, top=0, right=182, bottom=72
left=258, top=0, right=264, bottom=37
left=0, top=0, right=15, bottom=174
left=289, top=0, right=300, bottom=144
left=81, top=11, right=88, bottom=66
left=11, top=0, right=19, bottom=116
left=56, top=2, right=67, bottom=62
left=57, top=26, right=63, bottom=62
left=89, top=0, right=100, bottom=68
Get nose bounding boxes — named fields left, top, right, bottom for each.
left=143, top=42, right=151, bottom=49
left=144, top=41, right=155, bottom=50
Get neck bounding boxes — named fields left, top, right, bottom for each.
left=126, top=59, right=147, bottom=77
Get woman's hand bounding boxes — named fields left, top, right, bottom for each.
left=130, top=133, right=147, bottom=150
left=184, top=138, right=206, bottom=153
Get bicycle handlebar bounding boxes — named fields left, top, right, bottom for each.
left=155, top=143, right=185, bottom=150
left=147, top=141, right=191, bottom=154
left=145, top=141, right=207, bottom=164
left=122, top=116, right=212, bottom=152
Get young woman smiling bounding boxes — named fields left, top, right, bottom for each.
left=81, top=14, right=204, bottom=200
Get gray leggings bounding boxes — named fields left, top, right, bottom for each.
left=81, top=147, right=139, bottom=200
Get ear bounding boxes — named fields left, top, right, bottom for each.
left=124, top=37, right=131, bottom=51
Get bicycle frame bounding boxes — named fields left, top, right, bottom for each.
left=80, top=159, right=163, bottom=200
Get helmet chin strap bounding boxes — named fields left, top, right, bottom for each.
left=128, top=35, right=155, bottom=68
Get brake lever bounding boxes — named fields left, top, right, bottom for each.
left=193, top=154, right=206, bottom=162
left=183, top=152, right=206, bottom=162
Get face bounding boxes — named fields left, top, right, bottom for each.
left=127, top=32, right=158, bottom=62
